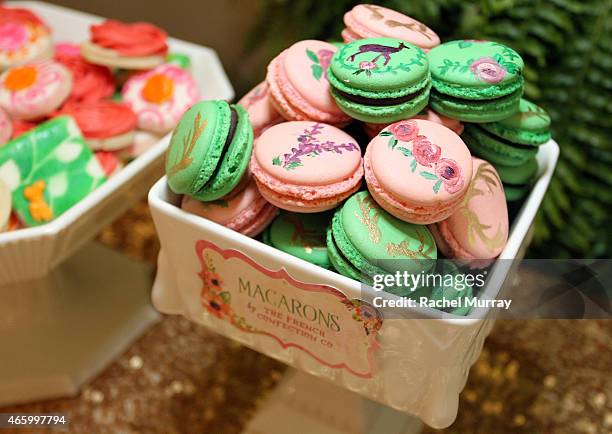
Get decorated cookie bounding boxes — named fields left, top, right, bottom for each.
left=237, top=81, right=283, bottom=137
left=0, top=116, right=107, bottom=227
left=10, top=119, right=38, bottom=139
left=0, top=6, right=53, bottom=71
left=328, top=37, right=431, bottom=123
left=480, top=98, right=551, bottom=145
left=0, top=60, right=72, bottom=120
left=328, top=191, right=437, bottom=284
left=365, top=119, right=472, bottom=224
left=82, top=20, right=168, bottom=70
left=264, top=211, right=332, bottom=268
left=428, top=40, right=524, bottom=122
left=363, top=107, right=464, bottom=139
left=116, top=130, right=162, bottom=160
left=56, top=100, right=137, bottom=151
left=166, top=52, right=191, bottom=70
left=95, top=151, right=124, bottom=177
left=0, top=178, right=10, bottom=231
left=266, top=40, right=350, bottom=125
left=181, top=179, right=278, bottom=238
left=122, top=64, right=200, bottom=134
left=342, top=4, right=440, bottom=51
left=0, top=107, right=12, bottom=145
left=429, top=158, right=508, bottom=267
left=250, top=121, right=363, bottom=212
left=54, top=43, right=115, bottom=103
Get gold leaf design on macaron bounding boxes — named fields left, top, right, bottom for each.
left=355, top=194, right=382, bottom=244
left=167, top=112, right=207, bottom=176
left=386, top=232, right=435, bottom=259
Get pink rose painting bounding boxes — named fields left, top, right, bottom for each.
left=435, top=158, right=464, bottom=194
left=412, top=136, right=441, bottom=167
left=389, top=120, right=418, bottom=142
left=470, top=57, right=507, bottom=83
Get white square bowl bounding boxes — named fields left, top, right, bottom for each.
left=149, top=136, right=559, bottom=428
left=0, top=1, right=234, bottom=286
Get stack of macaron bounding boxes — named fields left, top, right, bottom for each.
left=166, top=3, right=554, bottom=312
left=0, top=5, right=201, bottom=233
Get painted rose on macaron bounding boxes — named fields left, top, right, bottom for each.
left=470, top=57, right=506, bottom=83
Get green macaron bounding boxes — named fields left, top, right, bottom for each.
left=328, top=38, right=430, bottom=123
left=462, top=123, right=537, bottom=166
left=166, top=100, right=253, bottom=201
left=495, top=157, right=538, bottom=201
left=427, top=40, right=524, bottom=122
left=263, top=211, right=332, bottom=268
left=327, top=191, right=437, bottom=293
left=480, top=98, right=551, bottom=145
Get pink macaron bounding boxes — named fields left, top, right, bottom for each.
left=181, top=179, right=278, bottom=237
left=364, top=119, right=472, bottom=224
left=429, top=158, right=508, bottom=267
left=266, top=40, right=350, bottom=126
left=250, top=121, right=363, bottom=213
left=237, top=81, right=283, bottom=137
left=342, top=4, right=440, bottom=51
left=0, top=60, right=72, bottom=120
left=363, top=107, right=464, bottom=139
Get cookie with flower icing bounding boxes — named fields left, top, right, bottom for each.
left=81, top=20, right=168, bottom=70
left=427, top=40, right=524, bottom=122
left=364, top=119, right=472, bottom=224
left=237, top=81, right=283, bottom=137
left=0, top=108, right=12, bottom=146
left=0, top=60, right=72, bottom=120
left=0, top=6, right=53, bottom=71
left=122, top=64, right=200, bottom=134
left=54, top=42, right=115, bottom=103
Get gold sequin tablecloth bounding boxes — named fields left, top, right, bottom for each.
left=2, top=202, right=611, bottom=434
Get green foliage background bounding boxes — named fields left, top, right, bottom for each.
left=248, top=0, right=612, bottom=258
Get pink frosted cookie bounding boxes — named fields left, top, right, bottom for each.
left=363, top=107, right=464, bottom=139
left=364, top=119, right=472, bottom=224
left=181, top=180, right=278, bottom=237
left=0, top=7, right=53, bottom=71
left=429, top=158, right=508, bottom=268
left=0, top=107, right=12, bottom=145
left=95, top=151, right=124, bottom=177
left=122, top=64, right=200, bottom=134
left=237, top=81, right=283, bottom=137
left=0, top=60, right=72, bottom=120
left=266, top=40, right=350, bottom=126
left=250, top=121, right=363, bottom=213
left=342, top=4, right=440, bottom=51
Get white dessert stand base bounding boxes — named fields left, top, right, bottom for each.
left=0, top=242, right=160, bottom=406
left=243, top=370, right=423, bottom=434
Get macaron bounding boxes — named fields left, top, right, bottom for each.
left=250, top=121, right=363, bottom=213
left=480, top=98, right=551, bottom=145
left=461, top=123, right=538, bottom=166
left=122, top=63, right=200, bottom=134
left=0, top=107, right=12, bottom=145
left=0, top=7, right=53, bottom=71
left=0, top=178, right=10, bottom=232
left=328, top=37, right=431, bottom=123
left=429, top=158, right=508, bottom=268
left=0, top=60, right=72, bottom=120
left=82, top=20, right=168, bottom=70
left=56, top=100, right=137, bottom=151
left=181, top=179, right=278, bottom=237
left=266, top=40, right=350, bottom=125
left=362, top=107, right=464, bottom=139
left=263, top=211, right=331, bottom=268
left=495, top=157, right=538, bottom=201
left=327, top=191, right=437, bottom=288
left=341, top=4, right=440, bottom=51
left=54, top=42, right=115, bottom=103
left=237, top=81, right=283, bottom=137
left=166, top=100, right=253, bottom=201
left=365, top=119, right=472, bottom=224
left=428, top=40, right=524, bottom=122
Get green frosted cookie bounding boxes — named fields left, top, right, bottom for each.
left=328, top=38, right=431, bottom=123
left=0, top=116, right=107, bottom=227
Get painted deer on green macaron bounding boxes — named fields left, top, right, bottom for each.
left=347, top=42, right=410, bottom=66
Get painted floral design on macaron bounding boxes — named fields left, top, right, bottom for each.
left=365, top=119, right=472, bottom=225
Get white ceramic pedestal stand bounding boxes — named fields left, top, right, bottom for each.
left=243, top=370, right=423, bottom=434
left=0, top=242, right=159, bottom=406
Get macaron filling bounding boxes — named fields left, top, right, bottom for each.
left=333, top=85, right=428, bottom=107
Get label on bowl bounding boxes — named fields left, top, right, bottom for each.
left=195, top=239, right=382, bottom=378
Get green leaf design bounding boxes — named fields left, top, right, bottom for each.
left=420, top=171, right=439, bottom=180
left=272, top=156, right=282, bottom=166
left=220, top=291, right=231, bottom=303
left=433, top=179, right=443, bottom=194
left=388, top=137, right=398, bottom=150
left=311, top=64, right=323, bottom=80
left=306, top=48, right=319, bottom=63
left=285, top=161, right=303, bottom=170
left=410, top=158, right=418, bottom=172
left=397, top=146, right=413, bottom=157
left=379, top=131, right=392, bottom=137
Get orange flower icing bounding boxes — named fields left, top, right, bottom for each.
left=24, top=180, right=53, bottom=222
left=141, top=74, right=174, bottom=104
left=4, top=65, right=38, bottom=91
